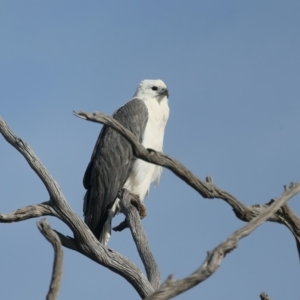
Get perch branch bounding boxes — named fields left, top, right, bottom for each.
left=119, top=189, right=161, bottom=290
left=73, top=111, right=220, bottom=199
left=145, top=183, right=300, bottom=300
left=74, top=111, right=300, bottom=258
left=2, top=112, right=300, bottom=299
left=0, top=117, right=154, bottom=298
left=37, top=218, right=63, bottom=300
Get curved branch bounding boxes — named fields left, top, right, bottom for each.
left=275, top=203, right=300, bottom=260
left=0, top=118, right=66, bottom=206
left=74, top=111, right=300, bottom=257
left=0, top=201, right=59, bottom=222
left=73, top=111, right=217, bottom=199
left=119, top=189, right=161, bottom=290
left=0, top=116, right=154, bottom=298
left=37, top=218, right=63, bottom=300
left=145, top=183, right=300, bottom=300
left=2, top=113, right=300, bottom=299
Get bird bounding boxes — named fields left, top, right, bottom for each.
left=83, top=79, right=170, bottom=245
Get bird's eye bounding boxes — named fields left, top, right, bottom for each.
left=152, top=86, right=158, bottom=91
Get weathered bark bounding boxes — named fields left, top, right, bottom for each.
left=73, top=111, right=300, bottom=258
left=1, top=113, right=300, bottom=299
left=145, top=183, right=300, bottom=300
left=37, top=218, right=64, bottom=300
left=0, top=117, right=154, bottom=299
left=0, top=201, right=59, bottom=222
left=119, top=189, right=161, bottom=290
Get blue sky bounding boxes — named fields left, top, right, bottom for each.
left=1, top=1, right=300, bottom=299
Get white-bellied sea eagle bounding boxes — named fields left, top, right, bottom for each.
left=83, top=79, right=169, bottom=245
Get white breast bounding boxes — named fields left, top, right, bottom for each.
left=123, top=97, right=169, bottom=201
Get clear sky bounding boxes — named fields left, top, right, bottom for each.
left=1, top=1, right=300, bottom=299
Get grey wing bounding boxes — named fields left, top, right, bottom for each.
left=83, top=98, right=148, bottom=239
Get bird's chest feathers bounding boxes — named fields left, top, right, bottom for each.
left=142, top=98, right=169, bottom=150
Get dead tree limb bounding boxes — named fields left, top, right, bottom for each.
left=119, top=189, right=161, bottom=290
left=0, top=201, right=59, bottom=222
left=144, top=183, right=300, bottom=300
left=73, top=111, right=222, bottom=199
left=2, top=112, right=300, bottom=299
left=37, top=218, right=63, bottom=300
left=0, top=117, right=154, bottom=299
left=274, top=202, right=300, bottom=260
left=73, top=111, right=300, bottom=259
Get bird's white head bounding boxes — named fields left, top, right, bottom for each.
left=133, top=79, right=169, bottom=102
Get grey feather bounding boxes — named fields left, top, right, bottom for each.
left=83, top=98, right=148, bottom=240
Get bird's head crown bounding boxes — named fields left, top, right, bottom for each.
left=134, top=79, right=169, bottom=100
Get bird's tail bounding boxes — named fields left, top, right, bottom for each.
left=99, top=198, right=120, bottom=245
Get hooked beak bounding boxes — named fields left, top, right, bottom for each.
left=159, top=88, right=169, bottom=98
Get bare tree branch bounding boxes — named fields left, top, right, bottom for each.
left=119, top=189, right=161, bottom=290
left=37, top=218, right=63, bottom=300
left=260, top=292, right=272, bottom=300
left=145, top=183, right=300, bottom=300
left=0, top=117, right=154, bottom=298
left=53, top=231, right=80, bottom=252
left=274, top=203, right=300, bottom=260
left=73, top=111, right=219, bottom=199
left=0, top=118, right=66, bottom=204
left=73, top=111, right=300, bottom=258
left=229, top=199, right=300, bottom=258
left=2, top=112, right=300, bottom=299
left=0, top=201, right=59, bottom=222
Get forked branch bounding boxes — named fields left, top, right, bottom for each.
left=145, top=183, right=300, bottom=300
left=1, top=113, right=300, bottom=299
left=0, top=116, right=154, bottom=298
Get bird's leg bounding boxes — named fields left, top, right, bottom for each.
left=112, top=219, right=128, bottom=232
left=129, top=192, right=147, bottom=219
left=117, top=188, right=147, bottom=218
left=113, top=189, right=147, bottom=232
